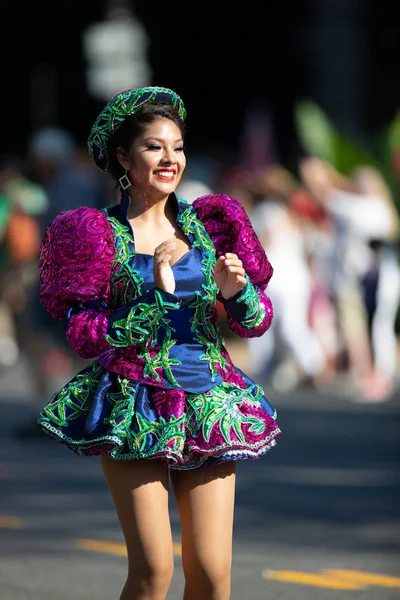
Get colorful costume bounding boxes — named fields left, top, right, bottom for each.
left=37, top=188, right=281, bottom=469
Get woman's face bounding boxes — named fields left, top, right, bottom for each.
left=125, top=118, right=186, bottom=197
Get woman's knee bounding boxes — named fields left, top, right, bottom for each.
left=127, top=555, right=174, bottom=594
left=183, top=555, right=232, bottom=593
left=129, top=551, right=174, bottom=582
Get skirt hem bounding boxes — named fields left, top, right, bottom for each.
left=38, top=418, right=281, bottom=470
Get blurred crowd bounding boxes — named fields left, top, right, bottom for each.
left=222, top=158, right=400, bottom=402
left=1, top=126, right=400, bottom=411
left=0, top=127, right=110, bottom=413
left=175, top=151, right=400, bottom=403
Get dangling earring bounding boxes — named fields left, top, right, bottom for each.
left=119, top=171, right=131, bottom=190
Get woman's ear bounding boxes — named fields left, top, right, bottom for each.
left=116, top=146, right=131, bottom=171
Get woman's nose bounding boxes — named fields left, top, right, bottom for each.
left=162, top=149, right=176, bottom=164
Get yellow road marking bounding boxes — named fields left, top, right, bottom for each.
left=173, top=542, right=182, bottom=555
left=76, top=539, right=182, bottom=556
left=0, top=515, right=25, bottom=529
left=77, top=540, right=127, bottom=556
left=262, top=570, right=367, bottom=590
left=323, top=569, right=400, bottom=588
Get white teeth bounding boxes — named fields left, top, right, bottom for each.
left=155, top=171, right=174, bottom=178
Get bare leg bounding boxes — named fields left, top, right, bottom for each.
left=101, top=457, right=174, bottom=600
left=336, top=287, right=373, bottom=383
left=171, top=462, right=236, bottom=600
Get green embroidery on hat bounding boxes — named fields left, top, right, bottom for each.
left=88, top=86, right=186, bottom=171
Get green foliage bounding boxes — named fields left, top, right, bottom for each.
left=293, top=100, right=400, bottom=207
left=294, top=100, right=381, bottom=174
left=294, top=101, right=336, bottom=162
left=388, top=110, right=400, bottom=155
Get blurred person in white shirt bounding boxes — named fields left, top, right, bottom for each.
left=303, top=158, right=400, bottom=400
left=346, top=166, right=400, bottom=400
left=246, top=165, right=327, bottom=391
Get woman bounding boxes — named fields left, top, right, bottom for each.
left=37, top=86, right=281, bottom=600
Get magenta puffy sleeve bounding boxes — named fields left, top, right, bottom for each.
left=39, top=206, right=115, bottom=358
left=192, top=194, right=274, bottom=337
left=39, top=206, right=180, bottom=359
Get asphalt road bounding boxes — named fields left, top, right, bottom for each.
left=1, top=386, right=400, bottom=600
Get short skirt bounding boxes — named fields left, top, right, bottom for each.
left=37, top=361, right=281, bottom=470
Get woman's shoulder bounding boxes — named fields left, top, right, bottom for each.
left=192, top=193, right=252, bottom=232
left=192, top=193, right=273, bottom=287
left=49, top=205, right=108, bottom=228
left=192, top=193, right=244, bottom=215
left=39, top=205, right=115, bottom=319
left=45, top=205, right=114, bottom=244
left=41, top=205, right=115, bottom=271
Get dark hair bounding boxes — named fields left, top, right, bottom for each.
left=108, top=103, right=186, bottom=183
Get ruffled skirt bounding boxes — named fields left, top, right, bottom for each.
left=37, top=361, right=281, bottom=470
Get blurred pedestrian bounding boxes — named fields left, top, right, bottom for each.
left=0, top=158, right=47, bottom=369
left=17, top=127, right=110, bottom=434
left=176, top=177, right=213, bottom=204
left=36, top=86, right=281, bottom=600
left=350, top=166, right=400, bottom=400
left=300, top=157, right=400, bottom=400
left=27, top=126, right=106, bottom=230
left=247, top=164, right=327, bottom=391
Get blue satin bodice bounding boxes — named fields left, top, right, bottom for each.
left=131, top=246, right=223, bottom=393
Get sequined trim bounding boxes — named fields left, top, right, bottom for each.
left=104, top=202, right=231, bottom=384
left=177, top=203, right=230, bottom=377
left=234, top=276, right=267, bottom=328
left=105, top=289, right=180, bottom=346
left=37, top=363, right=281, bottom=469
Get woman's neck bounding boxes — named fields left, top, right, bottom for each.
left=126, top=191, right=173, bottom=224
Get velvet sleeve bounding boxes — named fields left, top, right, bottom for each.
left=192, top=194, right=273, bottom=337
left=39, top=206, right=180, bottom=359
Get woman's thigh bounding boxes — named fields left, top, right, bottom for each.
left=101, top=456, right=173, bottom=573
left=170, top=462, right=236, bottom=575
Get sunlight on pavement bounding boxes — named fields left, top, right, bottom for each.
left=0, top=515, right=25, bottom=529
left=263, top=568, right=400, bottom=590
left=76, top=538, right=182, bottom=556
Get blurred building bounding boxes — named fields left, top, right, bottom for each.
left=82, top=1, right=151, bottom=101
left=1, top=0, right=399, bottom=164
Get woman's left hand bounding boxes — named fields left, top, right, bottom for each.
left=214, top=253, right=247, bottom=300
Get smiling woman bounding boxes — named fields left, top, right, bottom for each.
left=36, top=85, right=281, bottom=600
left=113, top=112, right=189, bottom=260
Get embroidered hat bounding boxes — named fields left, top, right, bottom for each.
left=87, top=86, right=187, bottom=172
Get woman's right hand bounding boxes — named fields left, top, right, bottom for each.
left=153, top=239, right=176, bottom=294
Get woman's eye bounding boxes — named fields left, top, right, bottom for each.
left=146, top=144, right=185, bottom=152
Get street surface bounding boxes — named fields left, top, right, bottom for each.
left=1, top=359, right=400, bottom=599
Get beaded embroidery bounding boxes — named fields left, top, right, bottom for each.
left=232, top=275, right=267, bottom=328
left=104, top=200, right=230, bottom=384
left=38, top=362, right=281, bottom=467
left=37, top=194, right=281, bottom=468
left=88, top=86, right=186, bottom=172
